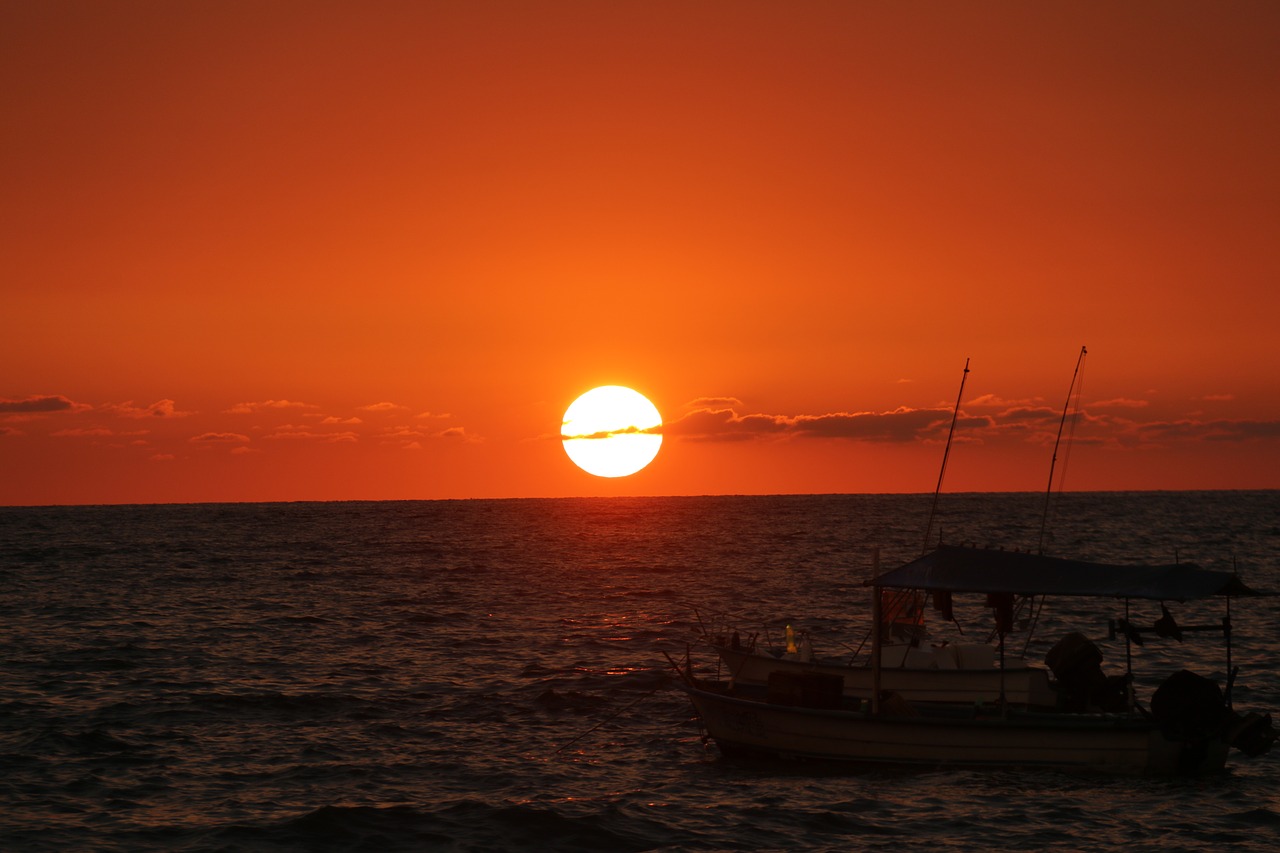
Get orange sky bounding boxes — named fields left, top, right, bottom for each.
left=4, top=1, right=1279, bottom=505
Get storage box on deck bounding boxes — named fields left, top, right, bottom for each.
left=880, top=645, right=940, bottom=668
left=934, top=643, right=997, bottom=669
left=767, top=671, right=843, bottom=709
left=954, top=644, right=996, bottom=669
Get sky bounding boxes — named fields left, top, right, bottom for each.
left=3, top=1, right=1279, bottom=505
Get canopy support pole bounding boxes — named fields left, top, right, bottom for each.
left=998, top=630, right=1008, bottom=716
left=871, top=584, right=883, bottom=715
left=1225, top=596, right=1235, bottom=711
left=1123, top=598, right=1134, bottom=711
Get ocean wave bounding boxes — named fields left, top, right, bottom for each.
left=182, top=690, right=379, bottom=719
left=21, top=726, right=146, bottom=757
left=184, top=799, right=671, bottom=852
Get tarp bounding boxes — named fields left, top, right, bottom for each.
left=870, top=544, right=1261, bottom=600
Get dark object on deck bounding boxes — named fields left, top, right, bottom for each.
left=1045, top=632, right=1129, bottom=712
left=1047, top=632, right=1103, bottom=710
left=766, top=670, right=843, bottom=710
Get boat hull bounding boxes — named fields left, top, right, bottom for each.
left=685, top=682, right=1228, bottom=774
left=713, top=644, right=1058, bottom=707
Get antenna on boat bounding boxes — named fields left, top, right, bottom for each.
left=1037, top=346, right=1087, bottom=555
left=923, top=357, right=970, bottom=555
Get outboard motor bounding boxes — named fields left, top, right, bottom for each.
left=1145, top=670, right=1276, bottom=767
left=1045, top=632, right=1127, bottom=712
left=1150, top=668, right=1280, bottom=758
left=1224, top=709, right=1278, bottom=757
left=1150, top=669, right=1225, bottom=742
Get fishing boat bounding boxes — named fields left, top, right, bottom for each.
left=698, top=553, right=1057, bottom=709
left=678, top=545, right=1277, bottom=774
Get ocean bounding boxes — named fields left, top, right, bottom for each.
left=2, top=491, right=1279, bottom=851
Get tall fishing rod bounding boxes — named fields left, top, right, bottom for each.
left=1037, top=346, right=1087, bottom=555
left=866, top=360, right=973, bottom=662
left=922, top=357, right=970, bottom=554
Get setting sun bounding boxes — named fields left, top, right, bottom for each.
left=561, top=386, right=663, bottom=478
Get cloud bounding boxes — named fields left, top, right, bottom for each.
left=0, top=394, right=81, bottom=413
left=319, top=416, right=362, bottom=425
left=562, top=424, right=660, bottom=441
left=657, top=406, right=779, bottom=442
left=267, top=429, right=359, bottom=442
left=683, top=397, right=743, bottom=411
left=663, top=401, right=957, bottom=443
left=0, top=425, right=22, bottom=437
left=994, top=408, right=1280, bottom=450
left=791, top=409, right=955, bottom=440
left=190, top=432, right=251, bottom=444
left=226, top=399, right=316, bottom=414
left=989, top=405, right=1058, bottom=424
left=107, top=399, right=193, bottom=418
left=654, top=395, right=1280, bottom=453
left=965, top=393, right=1044, bottom=409
left=1089, top=398, right=1150, bottom=409
left=1131, top=418, right=1280, bottom=443
left=150, top=453, right=176, bottom=462
left=51, top=427, right=117, bottom=437
left=358, top=401, right=408, bottom=413
left=1201, top=393, right=1235, bottom=402
left=379, top=424, right=478, bottom=446
left=380, top=427, right=425, bottom=439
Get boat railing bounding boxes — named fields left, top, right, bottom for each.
left=690, top=605, right=807, bottom=656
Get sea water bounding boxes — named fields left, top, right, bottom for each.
left=1, top=492, right=1279, bottom=851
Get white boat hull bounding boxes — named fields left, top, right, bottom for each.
left=685, top=682, right=1228, bottom=774
left=713, top=644, right=1058, bottom=707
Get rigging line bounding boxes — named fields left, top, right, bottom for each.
left=923, top=358, right=970, bottom=554
left=1020, top=594, right=1047, bottom=657
left=1055, top=353, right=1087, bottom=500
left=1038, top=346, right=1087, bottom=555
left=554, top=682, right=665, bottom=755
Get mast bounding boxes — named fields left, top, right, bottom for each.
left=1038, top=346, right=1087, bottom=555
left=922, top=358, right=970, bottom=554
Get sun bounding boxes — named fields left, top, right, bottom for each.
left=561, top=386, right=663, bottom=478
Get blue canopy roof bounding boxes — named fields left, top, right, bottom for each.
left=870, top=544, right=1261, bottom=600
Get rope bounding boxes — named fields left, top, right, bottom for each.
left=553, top=682, right=665, bottom=755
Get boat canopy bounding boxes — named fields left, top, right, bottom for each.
left=870, top=545, right=1261, bottom=600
